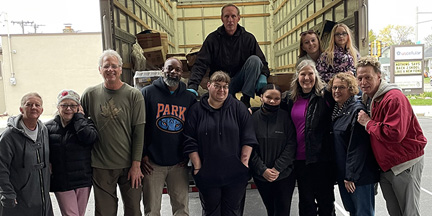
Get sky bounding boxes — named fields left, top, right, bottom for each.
left=369, top=0, right=432, bottom=43
left=0, top=0, right=431, bottom=42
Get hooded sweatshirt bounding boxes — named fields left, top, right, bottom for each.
left=141, top=77, right=196, bottom=166
left=0, top=115, right=53, bottom=216
left=362, top=81, right=427, bottom=172
left=183, top=94, right=258, bottom=188
left=188, top=24, right=270, bottom=90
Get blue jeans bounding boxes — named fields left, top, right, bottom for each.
left=338, top=182, right=375, bottom=216
left=229, top=55, right=263, bottom=98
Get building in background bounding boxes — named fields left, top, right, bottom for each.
left=0, top=32, right=102, bottom=116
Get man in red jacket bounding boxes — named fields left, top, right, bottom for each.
left=356, top=56, right=427, bottom=216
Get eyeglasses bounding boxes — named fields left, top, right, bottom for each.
left=102, top=64, right=120, bottom=70
left=212, top=84, right=229, bottom=90
left=334, top=32, right=348, bottom=37
left=331, top=86, right=347, bottom=91
left=300, top=29, right=316, bottom=36
left=59, top=104, right=79, bottom=109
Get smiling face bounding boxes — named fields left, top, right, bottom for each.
left=334, top=26, right=349, bottom=48
left=99, top=55, right=122, bottom=84
left=261, top=89, right=281, bottom=106
left=331, top=78, right=351, bottom=107
left=20, top=96, right=43, bottom=122
left=221, top=6, right=240, bottom=36
left=207, top=81, right=229, bottom=103
left=298, top=65, right=316, bottom=93
left=58, top=99, right=79, bottom=124
left=301, top=33, right=320, bottom=56
left=162, top=58, right=182, bottom=87
left=357, top=65, right=381, bottom=98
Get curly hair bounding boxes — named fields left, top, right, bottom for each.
left=290, top=60, right=325, bottom=101
left=327, top=72, right=359, bottom=96
left=356, top=56, right=381, bottom=74
left=324, top=23, right=359, bottom=67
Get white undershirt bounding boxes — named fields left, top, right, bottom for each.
left=19, top=119, right=38, bottom=142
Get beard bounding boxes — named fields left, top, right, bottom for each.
left=163, top=74, right=180, bottom=87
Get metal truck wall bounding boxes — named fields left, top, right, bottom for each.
left=100, top=0, right=175, bottom=84
left=273, top=0, right=368, bottom=73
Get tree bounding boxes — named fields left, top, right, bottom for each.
left=369, top=29, right=377, bottom=42
left=424, top=34, right=432, bottom=48
left=377, top=24, right=414, bottom=45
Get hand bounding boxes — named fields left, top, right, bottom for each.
left=193, top=169, right=200, bottom=175
left=263, top=168, right=279, bottom=182
left=357, top=110, right=371, bottom=127
left=344, top=180, right=356, bottom=193
left=187, top=88, right=198, bottom=96
left=255, top=74, right=267, bottom=92
left=141, top=156, right=154, bottom=175
left=77, top=105, right=85, bottom=115
left=345, top=70, right=354, bottom=76
left=128, top=161, right=144, bottom=189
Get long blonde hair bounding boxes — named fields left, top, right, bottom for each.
left=324, top=23, right=359, bottom=67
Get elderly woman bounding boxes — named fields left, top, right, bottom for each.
left=296, top=29, right=324, bottom=66
left=45, top=90, right=98, bottom=216
left=327, top=73, right=379, bottom=216
left=0, top=93, right=54, bottom=216
left=281, top=59, right=335, bottom=216
left=184, top=71, right=258, bottom=216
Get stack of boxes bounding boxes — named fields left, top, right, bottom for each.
left=136, top=31, right=169, bottom=69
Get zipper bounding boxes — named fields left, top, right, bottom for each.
left=36, top=147, right=46, bottom=215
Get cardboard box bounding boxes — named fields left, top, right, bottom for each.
left=186, top=46, right=201, bottom=67
left=143, top=46, right=166, bottom=70
left=136, top=32, right=168, bottom=54
left=134, top=70, right=161, bottom=89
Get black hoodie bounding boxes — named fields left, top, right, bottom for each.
left=188, top=24, right=270, bottom=91
left=183, top=94, right=258, bottom=188
left=141, top=77, right=196, bottom=166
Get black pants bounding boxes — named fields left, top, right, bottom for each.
left=294, top=160, right=336, bottom=216
left=254, top=174, right=296, bottom=216
left=198, top=181, right=247, bottom=216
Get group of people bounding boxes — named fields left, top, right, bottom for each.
left=0, top=3, right=428, bottom=216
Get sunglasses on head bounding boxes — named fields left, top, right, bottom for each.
left=300, top=30, right=316, bottom=36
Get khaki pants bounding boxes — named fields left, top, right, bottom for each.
left=142, top=160, right=189, bottom=216
left=93, top=167, right=142, bottom=216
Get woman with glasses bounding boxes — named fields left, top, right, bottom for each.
left=184, top=71, right=258, bottom=216
left=297, top=30, right=324, bottom=66
left=249, top=84, right=297, bottom=216
left=281, top=60, right=336, bottom=216
left=327, top=73, right=379, bottom=215
left=45, top=89, right=98, bottom=216
left=317, top=23, right=360, bottom=82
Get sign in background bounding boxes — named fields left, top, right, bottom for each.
left=390, top=44, right=424, bottom=94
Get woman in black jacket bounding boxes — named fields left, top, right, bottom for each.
left=45, top=90, right=98, bottom=216
left=281, top=59, right=336, bottom=216
left=328, top=73, right=379, bottom=216
left=249, top=84, right=297, bottom=216
left=184, top=71, right=258, bottom=216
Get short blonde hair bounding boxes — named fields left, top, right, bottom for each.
left=21, top=92, right=43, bottom=107
left=356, top=56, right=381, bottom=74
left=327, top=72, right=359, bottom=96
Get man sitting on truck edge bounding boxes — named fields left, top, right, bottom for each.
left=187, top=3, right=270, bottom=108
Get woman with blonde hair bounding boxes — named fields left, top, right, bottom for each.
left=316, top=23, right=360, bottom=82
left=296, top=29, right=324, bottom=66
